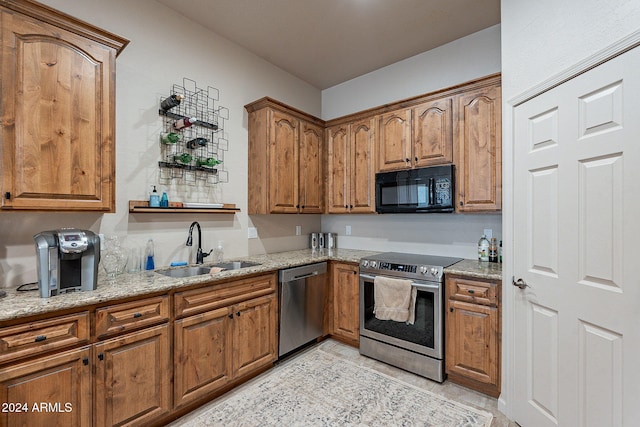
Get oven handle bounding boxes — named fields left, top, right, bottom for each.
left=359, top=274, right=440, bottom=291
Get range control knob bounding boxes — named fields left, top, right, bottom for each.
left=370, top=261, right=378, bottom=269
left=419, top=266, right=429, bottom=275
left=430, top=267, right=440, bottom=276
left=361, top=260, right=369, bottom=268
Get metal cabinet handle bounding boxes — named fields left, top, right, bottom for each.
left=34, top=335, right=47, bottom=342
left=228, top=313, right=233, bottom=319
left=98, top=352, right=104, bottom=361
left=83, top=357, right=89, bottom=366
left=467, top=289, right=475, bottom=294
left=236, top=311, right=241, bottom=317
left=133, top=313, right=142, bottom=318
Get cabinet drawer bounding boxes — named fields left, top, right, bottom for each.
left=0, top=312, right=90, bottom=365
left=96, top=296, right=169, bottom=339
left=175, top=273, right=277, bottom=319
left=448, top=277, right=498, bottom=306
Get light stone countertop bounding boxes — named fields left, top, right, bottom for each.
left=0, top=248, right=379, bottom=323
left=0, top=249, right=502, bottom=323
left=444, top=259, right=503, bottom=281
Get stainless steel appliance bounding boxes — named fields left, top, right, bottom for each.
left=34, top=229, right=100, bottom=298
left=375, top=165, right=455, bottom=213
left=279, top=262, right=327, bottom=357
left=359, top=252, right=461, bottom=382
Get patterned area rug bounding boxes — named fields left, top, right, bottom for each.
left=177, top=347, right=493, bottom=426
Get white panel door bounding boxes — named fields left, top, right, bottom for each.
left=512, top=46, right=640, bottom=426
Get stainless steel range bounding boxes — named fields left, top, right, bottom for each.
left=359, top=252, right=462, bottom=382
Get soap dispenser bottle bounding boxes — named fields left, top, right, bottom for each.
left=145, top=238, right=155, bottom=270
left=149, top=185, right=160, bottom=207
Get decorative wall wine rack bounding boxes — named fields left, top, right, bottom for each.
left=158, top=78, right=229, bottom=185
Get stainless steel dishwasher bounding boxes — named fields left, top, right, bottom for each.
left=278, top=262, right=327, bottom=357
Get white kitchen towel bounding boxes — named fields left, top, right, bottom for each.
left=373, top=276, right=417, bottom=324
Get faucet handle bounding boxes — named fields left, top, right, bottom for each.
left=202, top=249, right=213, bottom=260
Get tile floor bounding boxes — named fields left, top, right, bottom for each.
left=171, top=339, right=518, bottom=426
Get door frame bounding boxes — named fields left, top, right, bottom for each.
left=500, top=28, right=640, bottom=419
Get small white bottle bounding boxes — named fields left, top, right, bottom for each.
left=215, top=240, right=224, bottom=263
left=478, top=235, right=490, bottom=262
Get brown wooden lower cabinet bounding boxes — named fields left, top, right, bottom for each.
left=0, top=272, right=279, bottom=426
left=0, top=346, right=92, bottom=427
left=94, top=324, right=171, bottom=427
left=445, top=274, right=501, bottom=397
left=330, top=262, right=360, bottom=345
left=174, top=306, right=232, bottom=407
left=173, top=293, right=277, bottom=408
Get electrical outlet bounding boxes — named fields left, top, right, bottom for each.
left=295, top=226, right=301, bottom=236
left=483, top=229, right=493, bottom=239
left=248, top=227, right=258, bottom=239
left=345, top=225, right=352, bottom=236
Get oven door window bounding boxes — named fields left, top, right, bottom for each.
left=362, top=283, right=434, bottom=349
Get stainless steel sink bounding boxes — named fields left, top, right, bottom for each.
left=211, top=261, right=261, bottom=270
left=155, top=261, right=261, bottom=278
left=155, top=266, right=213, bottom=278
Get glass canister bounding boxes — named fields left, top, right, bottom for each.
left=102, top=235, right=128, bottom=281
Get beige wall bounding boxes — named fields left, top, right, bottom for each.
left=0, top=0, right=322, bottom=288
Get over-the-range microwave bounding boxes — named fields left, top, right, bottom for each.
left=375, top=165, right=455, bottom=213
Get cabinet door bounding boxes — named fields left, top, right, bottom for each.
left=412, top=97, right=453, bottom=167
left=350, top=118, right=376, bottom=213
left=232, top=294, right=277, bottom=379
left=0, top=9, right=120, bottom=211
left=456, top=84, right=502, bottom=212
left=378, top=109, right=412, bottom=172
left=299, top=121, right=324, bottom=213
left=331, top=263, right=360, bottom=344
left=174, top=307, right=232, bottom=407
left=326, top=124, right=350, bottom=213
left=0, top=347, right=91, bottom=427
left=446, top=299, right=499, bottom=391
left=268, top=109, right=300, bottom=213
left=94, top=325, right=171, bottom=427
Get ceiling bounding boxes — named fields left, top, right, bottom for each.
left=156, top=0, right=501, bottom=90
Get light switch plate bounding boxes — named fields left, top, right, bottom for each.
left=295, top=226, right=301, bottom=236
left=345, top=225, right=352, bottom=236
left=248, top=227, right=258, bottom=239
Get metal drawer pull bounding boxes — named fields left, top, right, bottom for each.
left=83, top=357, right=89, bottom=366
left=467, top=289, right=475, bottom=294
left=98, top=353, right=104, bottom=361
left=34, top=335, right=47, bottom=342
left=133, top=312, right=142, bottom=318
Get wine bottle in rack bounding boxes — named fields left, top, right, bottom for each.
left=173, top=117, right=197, bottom=130
left=186, top=137, right=208, bottom=149
left=160, top=94, right=184, bottom=111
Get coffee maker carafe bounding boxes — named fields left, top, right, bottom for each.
left=34, top=228, right=100, bottom=298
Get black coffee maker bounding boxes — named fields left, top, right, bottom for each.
left=34, top=228, right=100, bottom=298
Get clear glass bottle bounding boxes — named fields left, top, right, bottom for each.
left=478, top=235, right=490, bottom=262
left=215, top=240, right=224, bottom=263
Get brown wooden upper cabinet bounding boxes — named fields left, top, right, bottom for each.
left=326, top=118, right=376, bottom=214
left=378, top=97, right=453, bottom=172
left=455, top=83, right=502, bottom=212
left=245, top=98, right=324, bottom=214
left=0, top=0, right=128, bottom=211
left=246, top=73, right=501, bottom=215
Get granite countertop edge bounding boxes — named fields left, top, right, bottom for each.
left=0, top=249, right=502, bottom=323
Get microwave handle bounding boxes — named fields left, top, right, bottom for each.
left=429, top=178, right=434, bottom=206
